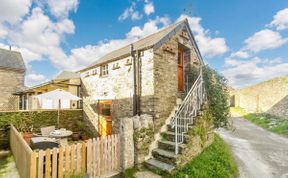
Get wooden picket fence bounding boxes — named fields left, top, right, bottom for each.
left=10, top=124, right=121, bottom=178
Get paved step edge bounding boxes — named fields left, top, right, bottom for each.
left=144, top=158, right=175, bottom=173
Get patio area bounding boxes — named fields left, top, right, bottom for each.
left=25, top=125, right=91, bottom=151
left=10, top=124, right=120, bottom=178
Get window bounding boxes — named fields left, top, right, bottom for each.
left=100, top=64, right=109, bottom=76
left=92, top=69, right=97, bottom=75
left=112, top=63, right=120, bottom=70
left=101, top=103, right=111, bottom=116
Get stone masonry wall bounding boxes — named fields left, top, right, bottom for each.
left=152, top=29, right=201, bottom=131
left=231, top=76, right=288, bottom=118
left=81, top=49, right=154, bottom=134
left=81, top=27, right=202, bottom=135
left=0, top=68, right=25, bottom=110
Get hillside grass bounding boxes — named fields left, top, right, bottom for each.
left=165, top=134, right=238, bottom=178
left=231, top=107, right=288, bottom=136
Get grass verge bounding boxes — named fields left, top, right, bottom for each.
left=123, top=167, right=139, bottom=178
left=165, top=134, right=238, bottom=178
left=231, top=107, right=288, bottom=136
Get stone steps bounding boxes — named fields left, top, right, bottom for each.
left=144, top=97, right=204, bottom=174
left=158, top=140, right=186, bottom=153
left=161, top=131, right=189, bottom=143
left=152, top=148, right=178, bottom=165
left=144, top=158, right=175, bottom=173
left=167, top=124, right=193, bottom=132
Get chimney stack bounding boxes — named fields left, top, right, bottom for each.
left=9, top=45, right=11, bottom=51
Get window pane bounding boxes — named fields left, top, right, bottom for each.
left=101, top=103, right=111, bottom=116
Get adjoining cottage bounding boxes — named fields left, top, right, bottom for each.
left=0, top=48, right=26, bottom=111
left=80, top=19, right=203, bottom=136
left=14, top=71, right=81, bottom=110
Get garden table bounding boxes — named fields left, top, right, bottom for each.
left=49, top=129, right=72, bottom=145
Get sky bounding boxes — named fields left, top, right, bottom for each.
left=0, top=0, right=288, bottom=89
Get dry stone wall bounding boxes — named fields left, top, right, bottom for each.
left=231, top=76, right=288, bottom=118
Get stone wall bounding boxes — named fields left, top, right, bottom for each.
left=81, top=49, right=154, bottom=133
left=152, top=29, right=201, bottom=131
left=231, top=76, right=288, bottom=118
left=120, top=117, right=135, bottom=170
left=132, top=114, right=154, bottom=164
left=0, top=68, right=24, bottom=110
left=177, top=107, right=214, bottom=168
left=81, top=27, right=201, bottom=135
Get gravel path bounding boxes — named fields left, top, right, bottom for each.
left=218, top=117, right=288, bottom=178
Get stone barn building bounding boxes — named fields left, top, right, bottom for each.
left=0, top=48, right=25, bottom=110
left=80, top=19, right=208, bottom=170
left=80, top=19, right=204, bottom=136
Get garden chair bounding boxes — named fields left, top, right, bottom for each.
left=40, top=126, right=56, bottom=137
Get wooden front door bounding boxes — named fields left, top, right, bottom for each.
left=98, top=100, right=112, bottom=136
left=178, top=49, right=184, bottom=91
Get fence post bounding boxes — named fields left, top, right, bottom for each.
left=30, top=152, right=37, bottom=178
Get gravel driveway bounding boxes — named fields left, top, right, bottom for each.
left=217, top=117, right=288, bottom=178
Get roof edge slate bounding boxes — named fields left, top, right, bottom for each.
left=79, top=19, right=203, bottom=72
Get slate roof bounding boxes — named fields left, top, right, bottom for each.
left=0, top=48, right=25, bottom=71
left=81, top=19, right=203, bottom=72
left=54, top=71, right=80, bottom=80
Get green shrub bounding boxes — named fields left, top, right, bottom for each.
left=189, top=106, right=213, bottom=145
left=203, top=66, right=230, bottom=128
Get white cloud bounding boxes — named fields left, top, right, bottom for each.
left=0, top=0, right=32, bottom=24
left=144, top=2, right=154, bottom=15
left=7, top=7, right=76, bottom=67
left=118, top=2, right=142, bottom=21
left=1, top=0, right=170, bottom=75
left=10, top=8, right=61, bottom=55
left=126, top=16, right=170, bottom=39
left=61, top=16, right=171, bottom=70
left=55, top=19, right=75, bottom=34
left=230, top=50, right=250, bottom=59
left=0, top=25, right=8, bottom=39
left=222, top=57, right=288, bottom=88
left=244, top=29, right=288, bottom=52
left=131, top=11, right=142, bottom=21
left=269, top=8, right=288, bottom=30
left=177, top=14, right=229, bottom=58
left=47, top=0, right=79, bottom=18
left=25, top=73, right=47, bottom=86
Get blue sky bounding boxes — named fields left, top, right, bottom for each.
left=0, top=0, right=288, bottom=88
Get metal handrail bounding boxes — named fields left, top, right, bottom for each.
left=171, top=69, right=206, bottom=154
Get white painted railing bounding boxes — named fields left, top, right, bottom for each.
left=171, top=69, right=206, bottom=154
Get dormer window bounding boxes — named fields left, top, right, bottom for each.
left=100, top=64, right=109, bottom=76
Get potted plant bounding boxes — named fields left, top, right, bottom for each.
left=23, top=127, right=33, bottom=145
left=72, top=131, right=81, bottom=141
left=20, top=112, right=34, bottom=145
left=76, top=121, right=91, bottom=140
